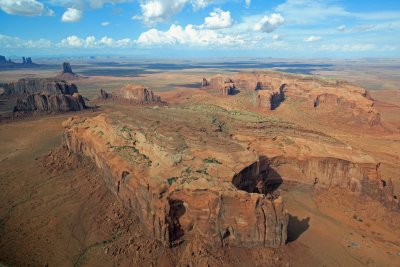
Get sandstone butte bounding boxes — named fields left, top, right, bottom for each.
left=99, top=84, right=162, bottom=103
left=55, top=62, right=81, bottom=80
left=2, top=78, right=87, bottom=113
left=62, top=72, right=399, bottom=249
left=202, top=72, right=381, bottom=127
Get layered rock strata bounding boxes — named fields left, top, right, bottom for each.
left=63, top=104, right=398, bottom=248
left=99, top=84, right=162, bottom=103
left=202, top=72, right=381, bottom=127
left=14, top=92, right=86, bottom=113
left=3, top=78, right=78, bottom=96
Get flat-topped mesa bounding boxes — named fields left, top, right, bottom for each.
left=62, top=106, right=398, bottom=248
left=5, top=78, right=88, bottom=113
left=55, top=62, right=81, bottom=80
left=63, top=111, right=289, bottom=248
left=14, top=92, right=86, bottom=113
left=3, top=78, right=78, bottom=96
left=99, top=84, right=162, bottom=103
left=203, top=72, right=382, bottom=127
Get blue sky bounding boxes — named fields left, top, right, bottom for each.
left=0, top=0, right=399, bottom=58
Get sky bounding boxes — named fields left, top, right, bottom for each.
left=0, top=0, right=399, bottom=58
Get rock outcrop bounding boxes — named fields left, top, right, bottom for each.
left=55, top=62, right=80, bottom=80
left=202, top=76, right=237, bottom=97
left=98, top=84, right=162, bottom=103
left=62, top=103, right=399, bottom=249
left=201, top=72, right=382, bottom=127
left=14, top=92, right=86, bottom=113
left=257, top=84, right=286, bottom=110
left=0, top=55, right=37, bottom=69
left=5, top=78, right=88, bottom=114
left=2, top=78, right=78, bottom=96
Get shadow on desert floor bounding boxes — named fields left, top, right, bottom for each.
left=286, top=215, right=310, bottom=243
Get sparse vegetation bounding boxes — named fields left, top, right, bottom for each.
left=203, top=157, right=221, bottom=164
left=167, top=177, right=177, bottom=185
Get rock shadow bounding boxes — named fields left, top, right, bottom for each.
left=286, top=215, right=310, bottom=243
left=168, top=199, right=186, bottom=245
left=232, top=156, right=283, bottom=195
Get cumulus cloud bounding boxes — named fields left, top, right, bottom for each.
left=59, top=35, right=134, bottom=48
left=48, top=0, right=133, bottom=9
left=0, top=0, right=54, bottom=16
left=134, top=0, right=187, bottom=25
left=134, top=0, right=218, bottom=25
left=101, top=21, right=110, bottom=26
left=304, top=36, right=321, bottom=42
left=61, top=8, right=83, bottom=22
left=202, top=8, right=232, bottom=29
left=245, top=0, right=251, bottom=7
left=253, top=13, right=284, bottom=33
left=0, top=34, right=52, bottom=48
left=136, top=24, right=247, bottom=47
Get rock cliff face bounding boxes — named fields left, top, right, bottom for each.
left=201, top=72, right=382, bottom=127
left=63, top=109, right=289, bottom=248
left=14, top=92, right=86, bottom=113
left=62, top=104, right=399, bottom=249
left=202, top=76, right=236, bottom=97
left=3, top=78, right=78, bottom=96
left=5, top=78, right=88, bottom=113
left=99, top=84, right=162, bottom=103
left=257, top=84, right=286, bottom=110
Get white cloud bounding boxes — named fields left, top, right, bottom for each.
left=304, top=35, right=321, bottom=42
left=202, top=8, right=232, bottom=29
left=0, top=34, right=52, bottom=48
left=135, top=0, right=188, bottom=25
left=245, top=0, right=251, bottom=8
left=134, top=0, right=217, bottom=25
left=48, top=0, right=133, bottom=9
left=192, top=0, right=214, bottom=10
left=254, top=13, right=284, bottom=33
left=61, top=8, right=83, bottom=22
left=0, top=0, right=54, bottom=16
left=59, top=35, right=134, bottom=48
left=136, top=24, right=248, bottom=47
left=101, top=21, right=110, bottom=26
left=337, top=25, right=346, bottom=32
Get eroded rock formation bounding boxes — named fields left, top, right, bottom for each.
left=98, top=84, right=162, bottom=103
left=201, top=72, right=382, bottom=127
left=62, top=103, right=399, bottom=249
left=202, top=76, right=236, bottom=97
left=55, top=62, right=80, bottom=80
left=14, top=92, right=86, bottom=113
left=3, top=78, right=78, bottom=96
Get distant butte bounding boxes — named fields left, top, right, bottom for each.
left=55, top=62, right=82, bottom=80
